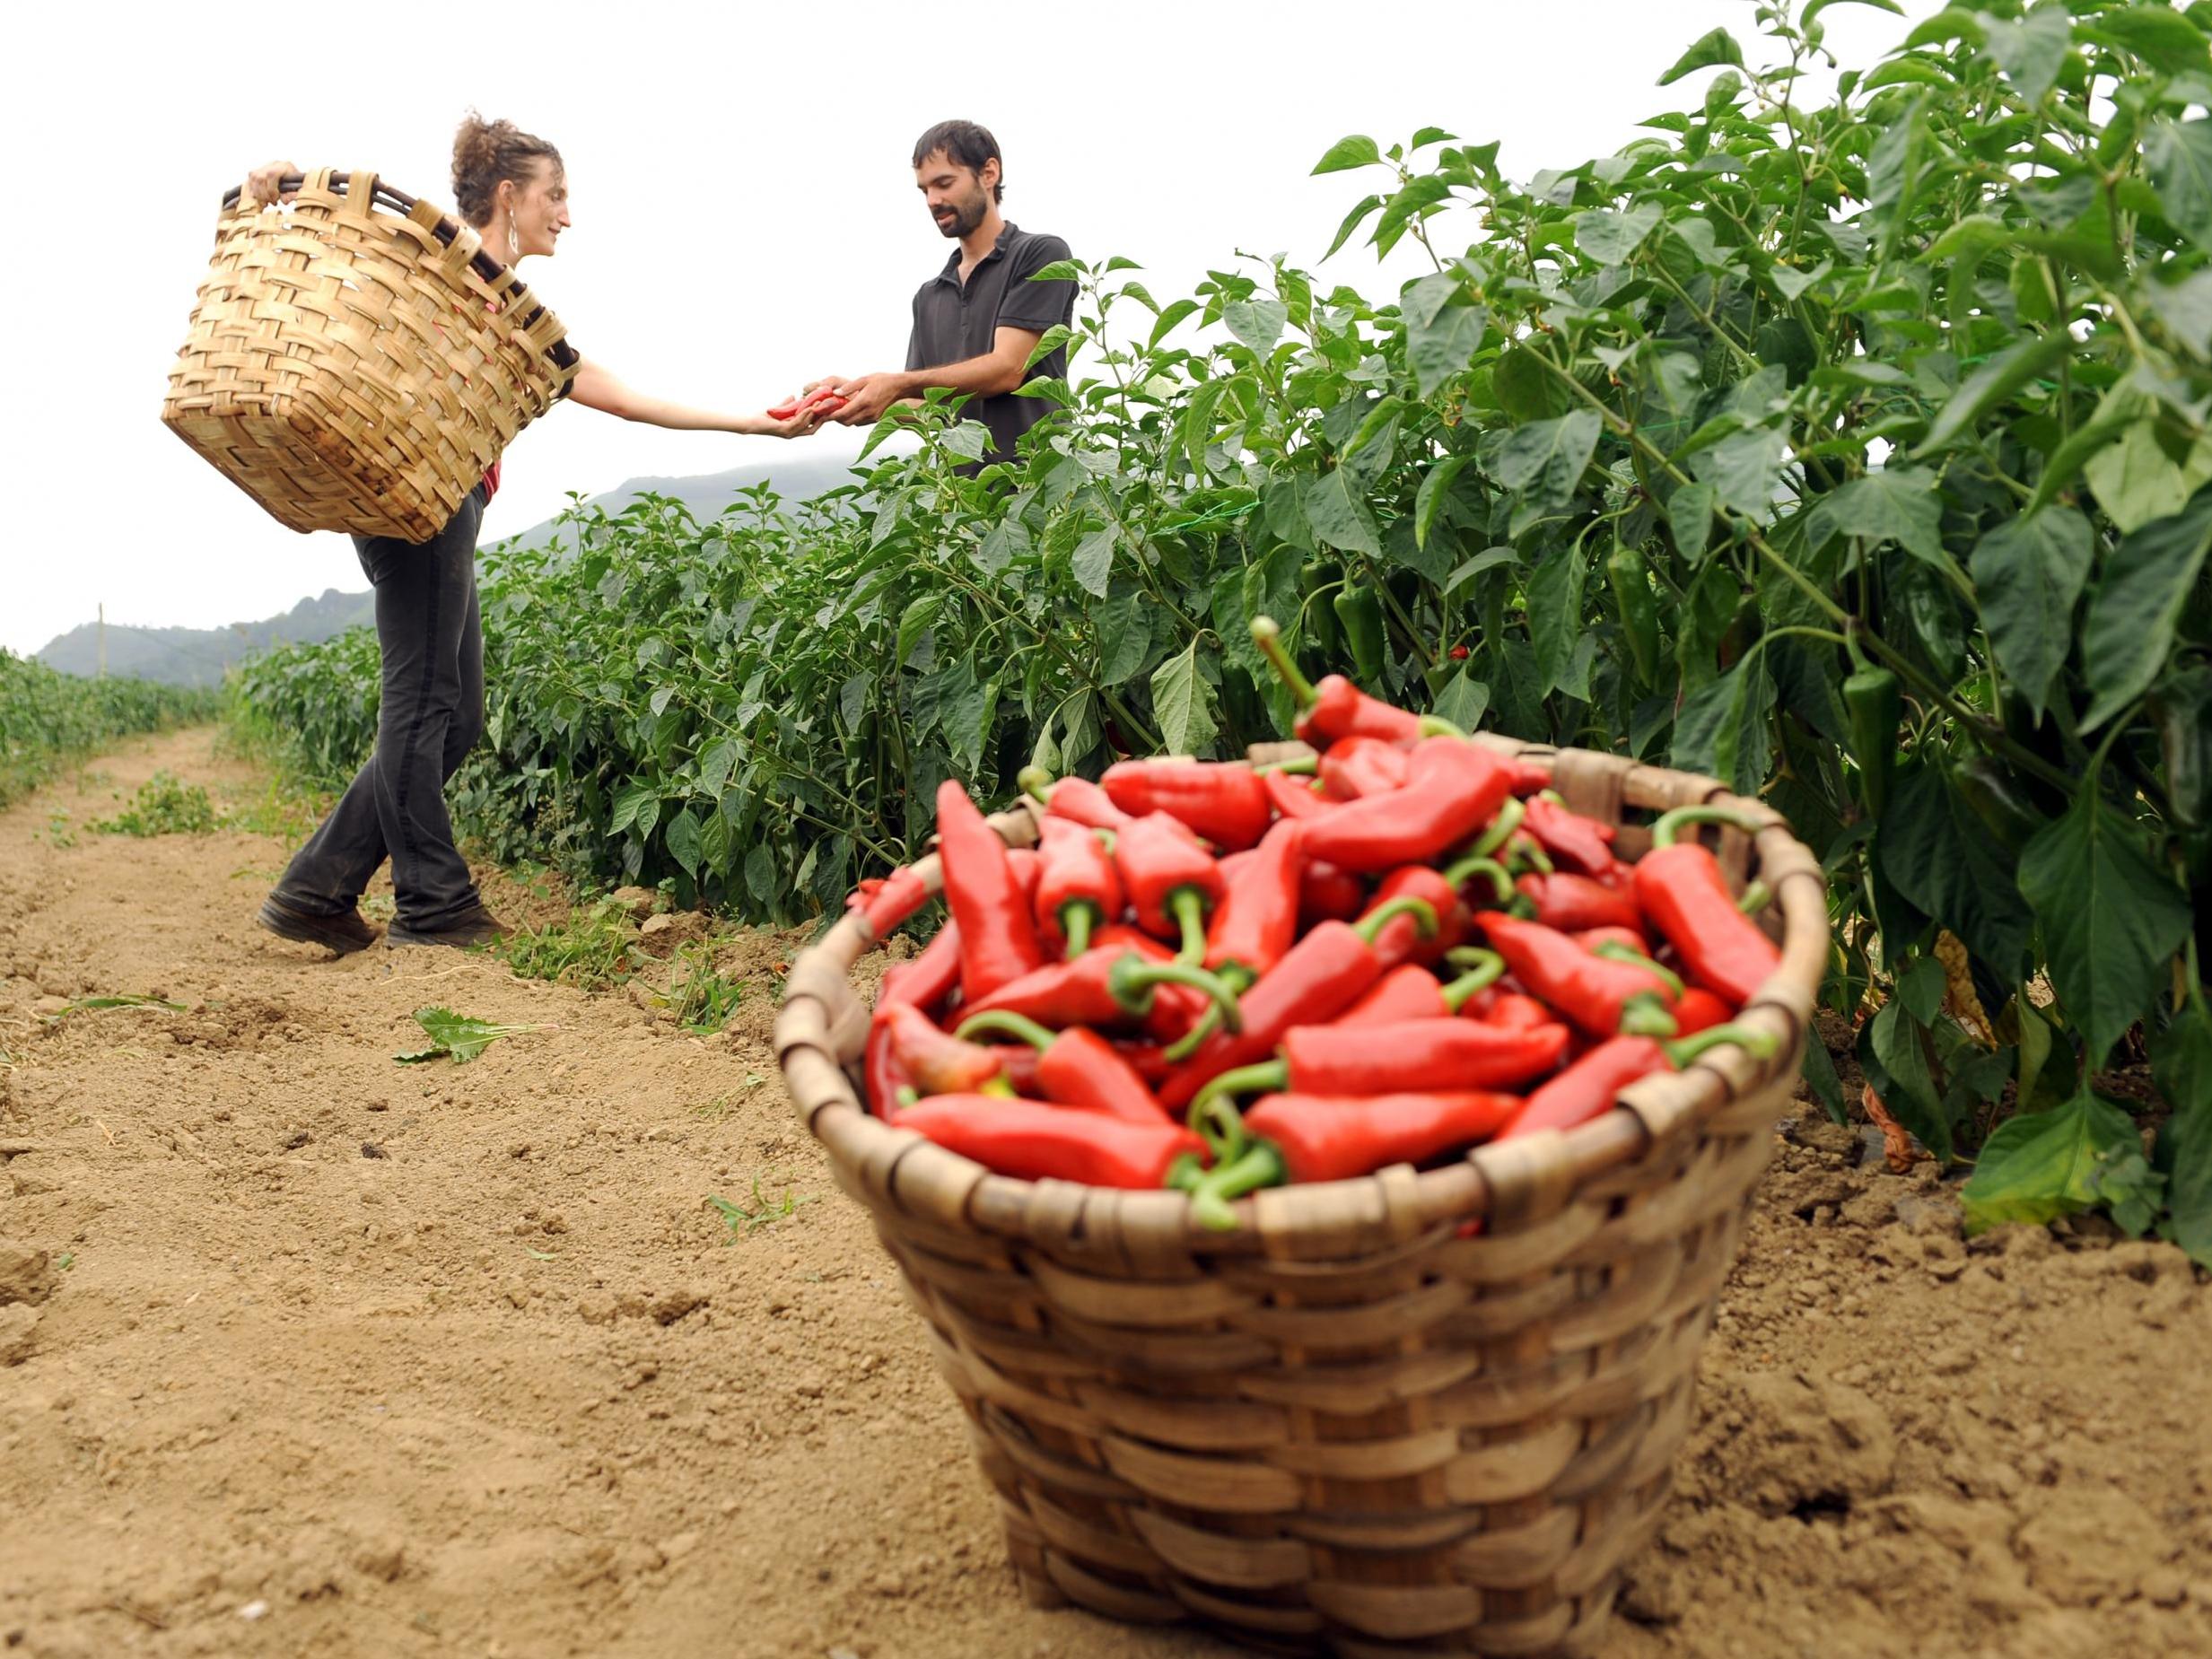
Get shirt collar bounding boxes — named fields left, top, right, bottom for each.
left=934, top=222, right=1020, bottom=284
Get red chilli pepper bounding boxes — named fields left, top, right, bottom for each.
left=1481, top=913, right=1680, bottom=1037
left=1263, top=768, right=1340, bottom=821
left=962, top=947, right=1244, bottom=1044
left=1033, top=817, right=1123, bottom=959
left=879, top=919, right=963, bottom=1016
left=936, top=780, right=1045, bottom=1004
left=1250, top=617, right=1422, bottom=745
left=1515, top=870, right=1643, bottom=934
left=1520, top=793, right=1619, bottom=877
left=1498, top=1023, right=1775, bottom=1140
left=1103, top=760, right=1272, bottom=851
left=1572, top=925, right=1650, bottom=956
left=1472, top=989, right=1557, bottom=1033
left=879, top=1002, right=1012, bottom=1098
left=1196, top=1017, right=1568, bottom=1106
left=1115, top=813, right=1226, bottom=960
left=1319, top=738, right=1411, bottom=800
left=898, top=1096, right=1204, bottom=1189
left=1633, top=807, right=1783, bottom=1007
left=955, top=1010, right=1167, bottom=1125
left=1205, top=819, right=1306, bottom=982
left=1299, top=739, right=1515, bottom=874
left=766, top=386, right=848, bottom=420
left=1300, top=859, right=1368, bottom=927
left=1672, top=986, right=1736, bottom=1037
left=1362, top=865, right=1470, bottom=966
left=1333, top=948, right=1504, bottom=1026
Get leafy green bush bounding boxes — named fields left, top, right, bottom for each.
left=0, top=651, right=218, bottom=809
left=234, top=0, right=2208, bottom=1253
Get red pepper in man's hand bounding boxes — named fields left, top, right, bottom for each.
left=1103, top=760, right=1272, bottom=851
left=935, top=780, right=1045, bottom=1004
left=1115, top=813, right=1226, bottom=961
left=766, top=386, right=848, bottom=420
left=898, top=1096, right=1204, bottom=1189
left=1633, top=808, right=1782, bottom=1007
left=1032, top=817, right=1123, bottom=959
left=1480, top=912, right=1680, bottom=1038
left=1299, top=738, right=1514, bottom=874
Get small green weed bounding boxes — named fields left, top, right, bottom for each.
left=707, top=1174, right=816, bottom=1240
left=47, top=994, right=190, bottom=1021
left=394, top=1006, right=553, bottom=1064
left=92, top=773, right=221, bottom=836
left=689, top=1073, right=766, bottom=1122
left=665, top=940, right=745, bottom=1035
left=222, top=778, right=327, bottom=840
left=55, top=1253, right=74, bottom=1271
left=497, top=897, right=644, bottom=991
left=41, top=809, right=76, bottom=848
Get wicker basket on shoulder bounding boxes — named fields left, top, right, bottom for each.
left=775, top=735, right=1828, bottom=1657
left=161, top=169, right=579, bottom=544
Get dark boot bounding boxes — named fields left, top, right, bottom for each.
left=385, top=903, right=511, bottom=950
left=257, top=895, right=380, bottom=956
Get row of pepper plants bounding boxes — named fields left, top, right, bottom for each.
left=0, top=650, right=217, bottom=810
left=232, top=0, right=2208, bottom=1257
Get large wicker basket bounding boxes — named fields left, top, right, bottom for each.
left=161, top=169, right=579, bottom=544
left=775, top=735, right=1827, bottom=1657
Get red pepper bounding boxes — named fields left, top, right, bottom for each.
left=1672, top=986, right=1736, bottom=1036
left=1019, top=766, right=1178, bottom=839
left=1158, top=895, right=1437, bottom=1106
left=1319, top=737, right=1411, bottom=800
left=955, top=1010, right=1167, bottom=1125
left=1520, top=793, right=1620, bottom=877
left=1333, top=947, right=1504, bottom=1025
left=1505, top=759, right=1552, bottom=796
left=1514, top=870, right=1643, bottom=934
left=1115, top=813, right=1226, bottom=960
left=961, top=947, right=1244, bottom=1045
left=766, top=386, right=848, bottom=420
left=1195, top=1017, right=1568, bottom=1107
left=878, top=1002, right=1011, bottom=1097
left=878, top=919, right=962, bottom=1016
left=1498, top=1023, right=1774, bottom=1139
left=898, top=1095, right=1205, bottom=1189
left=1298, top=738, right=1514, bottom=873
left=864, top=1017, right=908, bottom=1119
left=936, top=780, right=1045, bottom=1004
left=1251, top=616, right=1423, bottom=745
left=1032, top=817, right=1123, bottom=958
left=1361, top=865, right=1470, bottom=966
left=1633, top=807, right=1783, bottom=1006
left=1263, top=768, right=1339, bottom=821
left=1481, top=913, right=1680, bottom=1037
left=1204, top=819, right=1305, bottom=981
left=1572, top=925, right=1650, bottom=956
left=1299, top=859, right=1367, bottom=927
left=1472, top=989, right=1556, bottom=1033
left=1182, top=1089, right=1521, bottom=1227
left=1102, top=759, right=1272, bottom=851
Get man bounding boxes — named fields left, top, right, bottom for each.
left=818, top=120, right=1077, bottom=462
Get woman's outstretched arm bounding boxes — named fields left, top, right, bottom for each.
left=569, top=359, right=826, bottom=439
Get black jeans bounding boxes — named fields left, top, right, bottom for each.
left=272, top=485, right=487, bottom=930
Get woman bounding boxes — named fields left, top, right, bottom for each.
left=249, top=117, right=829, bottom=954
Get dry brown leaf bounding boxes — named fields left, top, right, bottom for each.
left=1861, top=1083, right=1923, bottom=1175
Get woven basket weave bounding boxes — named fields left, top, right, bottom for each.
left=161, top=169, right=579, bottom=544
left=775, top=735, right=1828, bottom=1657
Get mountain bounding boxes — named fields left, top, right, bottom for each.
left=32, top=456, right=875, bottom=686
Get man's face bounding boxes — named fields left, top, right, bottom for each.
left=915, top=151, right=996, bottom=239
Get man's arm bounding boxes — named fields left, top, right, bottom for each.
left=830, top=326, right=1044, bottom=425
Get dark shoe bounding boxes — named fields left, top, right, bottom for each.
left=258, top=895, right=379, bottom=956
left=386, top=903, right=511, bottom=950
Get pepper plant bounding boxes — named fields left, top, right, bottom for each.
left=234, top=0, right=2208, bottom=1254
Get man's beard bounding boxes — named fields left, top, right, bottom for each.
left=934, top=196, right=987, bottom=239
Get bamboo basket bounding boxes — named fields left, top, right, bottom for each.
left=161, top=169, right=579, bottom=544
left=775, top=735, right=1827, bottom=1657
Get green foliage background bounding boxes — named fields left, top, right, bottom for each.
left=233, top=0, right=2211, bottom=1254
left=0, top=651, right=218, bottom=809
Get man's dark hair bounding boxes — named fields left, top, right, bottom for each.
left=912, top=119, right=1004, bottom=204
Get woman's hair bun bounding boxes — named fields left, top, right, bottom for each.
left=451, top=109, right=561, bottom=228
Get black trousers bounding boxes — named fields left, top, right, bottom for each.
left=272, top=485, right=487, bottom=930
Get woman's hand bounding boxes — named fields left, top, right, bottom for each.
left=244, top=159, right=302, bottom=208
left=744, top=403, right=838, bottom=440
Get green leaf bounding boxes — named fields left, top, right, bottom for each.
left=1222, top=298, right=1289, bottom=354
left=1898, top=956, right=1947, bottom=1024
left=2146, top=117, right=2212, bottom=248
left=2142, top=268, right=2212, bottom=356
left=1670, top=656, right=1774, bottom=795
left=1689, top=425, right=1787, bottom=517
left=2083, top=417, right=2212, bottom=534
left=1526, top=542, right=1588, bottom=699
left=1871, top=999, right=1951, bottom=1164
left=1969, top=507, right=2094, bottom=721
left=1488, top=409, right=1603, bottom=517
left=1823, top=467, right=1951, bottom=573
left=896, top=595, right=942, bottom=668
left=1096, top=591, right=1153, bottom=686
left=1879, top=761, right=2036, bottom=968
left=1312, top=135, right=1382, bottom=175
left=1429, top=669, right=1490, bottom=732
left=1492, top=348, right=1568, bottom=422
left=1572, top=204, right=1664, bottom=266
left=1667, top=481, right=1717, bottom=563
left=1025, top=259, right=1083, bottom=283
left=2079, top=487, right=2212, bottom=730
left=397, top=1007, right=542, bottom=1066
left=664, top=806, right=704, bottom=878
left=1804, top=0, right=1902, bottom=24
left=1403, top=273, right=1488, bottom=397
left=2152, top=1006, right=2212, bottom=1266
left=609, top=779, right=658, bottom=837
left=1963, top=1091, right=2155, bottom=1235
left=1979, top=4, right=2070, bottom=106
left=1150, top=637, right=1217, bottom=756
left=1070, top=527, right=1117, bottom=598
left=1304, top=468, right=1384, bottom=556
left=1657, top=26, right=1744, bottom=85
left=2018, top=782, right=2197, bottom=1068
left=1323, top=194, right=1384, bottom=260
left=1801, top=1030, right=1848, bottom=1127
left=1414, top=455, right=1477, bottom=550
left=2089, top=7, right=2212, bottom=76
left=1914, top=332, right=2072, bottom=457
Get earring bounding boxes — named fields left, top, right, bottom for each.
left=507, top=213, right=520, bottom=259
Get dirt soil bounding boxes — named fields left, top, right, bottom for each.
left=2, top=728, right=2208, bottom=1659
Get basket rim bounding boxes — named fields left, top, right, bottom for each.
left=776, top=732, right=1827, bottom=1256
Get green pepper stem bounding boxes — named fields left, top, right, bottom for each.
left=1651, top=804, right=1762, bottom=850
left=1618, top=995, right=1681, bottom=1038
left=1062, top=904, right=1095, bottom=960
left=1249, top=616, right=1317, bottom=706
left=1017, top=765, right=1054, bottom=806
left=1736, top=880, right=1771, bottom=916
left=1417, top=714, right=1466, bottom=738
left=1163, top=1151, right=1207, bottom=1192
left=1440, top=947, right=1507, bottom=1010
left=1188, top=1141, right=1290, bottom=1232
left=1191, top=1091, right=1253, bottom=1166
left=1666, top=1023, right=1782, bottom=1067
left=1354, top=894, right=1438, bottom=945
left=1441, top=854, right=1517, bottom=905
left=1187, top=1061, right=1290, bottom=1130
left=1470, top=796, right=1526, bottom=859
left=1159, top=963, right=1255, bottom=1061
left=952, top=1008, right=1058, bottom=1052
left=894, top=1086, right=921, bottom=1109
left=1110, top=954, right=1244, bottom=1035
left=1591, top=940, right=1685, bottom=999
left=1504, top=835, right=1554, bottom=876
left=1170, top=888, right=1211, bottom=965
left=1258, top=753, right=1319, bottom=775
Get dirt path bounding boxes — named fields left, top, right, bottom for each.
left=2, top=729, right=2208, bottom=1659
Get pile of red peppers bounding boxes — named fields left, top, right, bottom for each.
left=846, top=617, right=1782, bottom=1230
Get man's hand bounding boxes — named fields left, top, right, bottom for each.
left=754, top=401, right=836, bottom=440
left=244, top=159, right=302, bottom=208
left=828, top=372, right=913, bottom=426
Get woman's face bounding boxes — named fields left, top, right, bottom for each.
left=500, top=160, right=570, bottom=261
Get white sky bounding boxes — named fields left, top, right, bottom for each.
left=0, top=0, right=1932, bottom=659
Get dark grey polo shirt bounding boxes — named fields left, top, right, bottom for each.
left=905, top=222, right=1077, bottom=461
